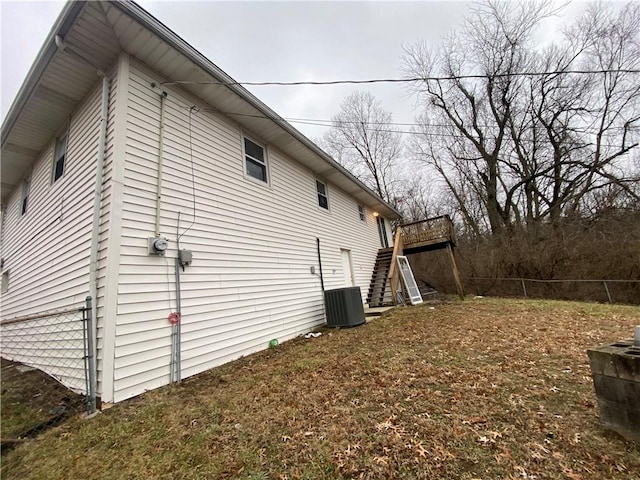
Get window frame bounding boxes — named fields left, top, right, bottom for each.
left=242, top=134, right=269, bottom=185
left=52, top=133, right=68, bottom=183
left=358, top=204, right=365, bottom=221
left=1, top=270, right=9, bottom=294
left=21, top=178, right=31, bottom=216
left=316, top=179, right=329, bottom=210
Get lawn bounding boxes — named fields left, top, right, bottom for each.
left=1, top=358, right=85, bottom=443
left=2, top=298, right=639, bottom=480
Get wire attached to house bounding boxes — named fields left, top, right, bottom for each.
left=177, top=106, right=199, bottom=242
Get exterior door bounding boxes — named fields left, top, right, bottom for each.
left=376, top=215, right=389, bottom=248
left=341, top=249, right=355, bottom=287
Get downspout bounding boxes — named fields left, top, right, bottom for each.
left=88, top=73, right=110, bottom=411
left=316, top=237, right=325, bottom=293
left=316, top=237, right=326, bottom=322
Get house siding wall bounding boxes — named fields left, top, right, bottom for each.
left=111, top=60, right=385, bottom=402
left=1, top=80, right=104, bottom=315
left=0, top=76, right=111, bottom=390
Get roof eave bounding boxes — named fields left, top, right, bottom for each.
left=1, top=1, right=86, bottom=148
left=109, top=1, right=402, bottom=219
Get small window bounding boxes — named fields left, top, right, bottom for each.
left=1, top=271, right=9, bottom=294
left=53, top=134, right=68, bottom=182
left=21, top=179, right=31, bottom=216
left=316, top=180, right=329, bottom=209
left=358, top=204, right=365, bottom=221
left=243, top=136, right=267, bottom=183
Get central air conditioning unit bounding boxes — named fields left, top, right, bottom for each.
left=324, top=286, right=366, bottom=328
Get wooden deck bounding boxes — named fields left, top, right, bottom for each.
left=401, top=215, right=456, bottom=254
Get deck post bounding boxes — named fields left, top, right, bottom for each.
left=446, top=243, right=465, bottom=300
left=388, top=228, right=404, bottom=305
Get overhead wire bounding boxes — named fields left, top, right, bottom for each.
left=156, top=84, right=638, bottom=151
left=177, top=105, right=199, bottom=242
left=159, top=68, right=640, bottom=87
left=195, top=107, right=637, bottom=149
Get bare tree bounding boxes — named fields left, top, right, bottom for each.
left=321, top=92, right=403, bottom=205
left=403, top=1, right=640, bottom=234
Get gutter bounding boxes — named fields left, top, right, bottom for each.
left=109, top=1, right=401, bottom=220
left=1, top=1, right=86, bottom=146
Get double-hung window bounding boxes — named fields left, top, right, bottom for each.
left=243, top=136, right=268, bottom=183
left=358, top=204, right=365, bottom=221
left=53, top=134, right=68, bottom=182
left=316, top=180, right=329, bottom=209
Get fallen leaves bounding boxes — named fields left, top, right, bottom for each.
left=3, top=298, right=640, bottom=480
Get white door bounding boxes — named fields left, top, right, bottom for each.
left=341, top=249, right=355, bottom=287
left=376, top=215, right=390, bottom=248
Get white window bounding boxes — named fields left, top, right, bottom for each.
left=358, top=204, right=365, bottom=221
left=53, top=134, right=68, bottom=182
left=21, top=178, right=31, bottom=216
left=243, top=136, right=268, bottom=183
left=316, top=180, right=329, bottom=209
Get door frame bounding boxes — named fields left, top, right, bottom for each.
left=340, top=248, right=355, bottom=287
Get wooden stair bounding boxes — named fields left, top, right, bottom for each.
left=367, top=247, right=394, bottom=307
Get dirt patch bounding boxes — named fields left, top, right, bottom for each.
left=2, top=298, right=639, bottom=479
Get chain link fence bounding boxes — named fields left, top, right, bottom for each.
left=423, top=275, right=640, bottom=305
left=1, top=297, right=95, bottom=452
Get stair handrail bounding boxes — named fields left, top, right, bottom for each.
left=388, top=226, right=404, bottom=305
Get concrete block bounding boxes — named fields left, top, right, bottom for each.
left=587, top=342, right=640, bottom=443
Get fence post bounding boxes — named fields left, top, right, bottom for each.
left=603, top=281, right=613, bottom=304
left=85, top=296, right=97, bottom=414
left=521, top=279, right=528, bottom=298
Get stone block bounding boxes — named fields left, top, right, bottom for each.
left=587, top=342, right=640, bottom=443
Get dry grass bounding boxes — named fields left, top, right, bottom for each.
left=2, top=298, right=639, bottom=480
left=1, top=358, right=83, bottom=441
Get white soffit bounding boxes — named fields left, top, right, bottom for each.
left=2, top=1, right=401, bottom=219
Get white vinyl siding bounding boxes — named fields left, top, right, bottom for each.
left=0, top=77, right=110, bottom=391
left=0, top=81, right=104, bottom=316
left=111, top=60, right=384, bottom=402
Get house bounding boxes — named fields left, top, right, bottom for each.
left=0, top=0, right=401, bottom=404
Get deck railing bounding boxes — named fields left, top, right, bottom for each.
left=400, top=215, right=456, bottom=248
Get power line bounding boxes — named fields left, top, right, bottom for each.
left=161, top=69, right=640, bottom=87
left=195, top=107, right=637, bottom=148
left=202, top=108, right=636, bottom=134
left=162, top=92, right=637, bottom=149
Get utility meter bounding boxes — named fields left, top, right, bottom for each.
left=148, top=237, right=169, bottom=256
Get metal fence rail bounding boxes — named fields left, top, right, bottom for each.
left=423, top=276, right=640, bottom=305
left=0, top=297, right=96, bottom=446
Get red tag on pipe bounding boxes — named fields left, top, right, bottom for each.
left=168, top=312, right=181, bottom=325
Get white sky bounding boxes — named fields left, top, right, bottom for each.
left=1, top=0, right=588, bottom=140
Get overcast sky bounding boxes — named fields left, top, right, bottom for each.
left=1, top=0, right=588, bottom=140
